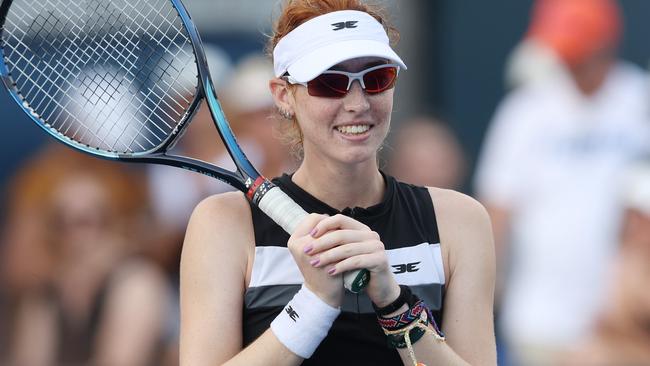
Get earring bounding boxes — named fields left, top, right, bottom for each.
left=279, top=108, right=294, bottom=120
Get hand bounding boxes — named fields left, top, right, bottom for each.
left=287, top=213, right=344, bottom=308
left=306, top=214, right=401, bottom=307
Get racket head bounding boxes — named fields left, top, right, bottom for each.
left=0, top=0, right=202, bottom=159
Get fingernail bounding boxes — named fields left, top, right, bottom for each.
left=309, top=227, right=318, bottom=237
left=327, top=267, right=336, bottom=275
left=309, top=258, right=320, bottom=266
left=303, top=245, right=313, bottom=254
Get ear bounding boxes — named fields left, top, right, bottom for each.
left=269, top=77, right=294, bottom=114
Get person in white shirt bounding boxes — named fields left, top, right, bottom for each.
left=474, top=0, right=650, bottom=365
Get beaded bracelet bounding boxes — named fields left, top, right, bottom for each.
left=372, top=285, right=415, bottom=316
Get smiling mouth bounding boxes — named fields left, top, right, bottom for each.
left=335, top=124, right=372, bottom=135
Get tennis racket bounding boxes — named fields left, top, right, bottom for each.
left=0, top=0, right=369, bottom=293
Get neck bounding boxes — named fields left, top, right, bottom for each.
left=292, top=158, right=385, bottom=211
left=569, top=57, right=613, bottom=97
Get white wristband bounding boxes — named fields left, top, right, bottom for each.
left=270, top=285, right=341, bottom=359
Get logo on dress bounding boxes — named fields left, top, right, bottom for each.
left=392, top=261, right=421, bottom=274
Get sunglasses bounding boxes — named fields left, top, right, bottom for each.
left=285, top=64, right=400, bottom=98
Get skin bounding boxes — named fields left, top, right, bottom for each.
left=179, top=57, right=496, bottom=365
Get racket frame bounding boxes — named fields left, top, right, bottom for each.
left=0, top=0, right=257, bottom=193
left=0, top=0, right=371, bottom=293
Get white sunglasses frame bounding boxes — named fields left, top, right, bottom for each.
left=285, top=63, right=401, bottom=92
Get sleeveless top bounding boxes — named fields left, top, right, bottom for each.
left=244, top=173, right=446, bottom=365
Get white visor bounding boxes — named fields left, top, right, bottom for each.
left=273, top=10, right=407, bottom=83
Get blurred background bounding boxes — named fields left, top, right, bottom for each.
left=1, top=0, right=650, bottom=365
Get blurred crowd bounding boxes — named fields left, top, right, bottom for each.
left=1, top=0, right=650, bottom=365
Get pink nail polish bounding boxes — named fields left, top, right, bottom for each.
left=303, top=245, right=313, bottom=254
left=328, top=267, right=336, bottom=275
left=309, top=227, right=318, bottom=237
left=310, top=258, right=320, bottom=266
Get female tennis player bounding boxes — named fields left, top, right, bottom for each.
left=179, top=1, right=496, bottom=365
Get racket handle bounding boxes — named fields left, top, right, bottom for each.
left=258, top=185, right=370, bottom=293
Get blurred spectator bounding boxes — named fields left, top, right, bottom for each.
left=221, top=53, right=296, bottom=178
left=565, top=160, right=650, bottom=365
left=148, top=51, right=294, bottom=237
left=386, top=116, right=466, bottom=189
left=474, top=0, right=650, bottom=364
left=0, top=144, right=172, bottom=366
left=147, top=44, right=235, bottom=239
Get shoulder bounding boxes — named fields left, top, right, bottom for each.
left=485, top=84, right=553, bottom=143
left=104, top=257, right=169, bottom=309
left=610, top=61, right=648, bottom=86
left=190, top=191, right=251, bottom=221
left=427, top=187, right=491, bottom=228
left=426, top=187, right=494, bottom=274
left=185, top=190, right=253, bottom=242
left=109, top=257, right=168, bottom=287
left=606, top=62, right=650, bottom=110
left=99, top=258, right=169, bottom=343
left=183, top=191, right=253, bottom=267
left=497, top=80, right=559, bottom=112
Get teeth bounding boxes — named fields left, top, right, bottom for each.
left=336, top=124, right=370, bottom=134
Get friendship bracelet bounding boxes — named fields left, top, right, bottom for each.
left=270, top=285, right=341, bottom=358
left=377, top=299, right=427, bottom=331
left=378, top=299, right=446, bottom=366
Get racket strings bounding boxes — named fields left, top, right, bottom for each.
left=1, top=0, right=199, bottom=154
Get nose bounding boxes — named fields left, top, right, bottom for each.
left=343, top=80, right=370, bottom=113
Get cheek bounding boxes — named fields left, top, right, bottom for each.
left=293, top=89, right=337, bottom=121
left=370, top=94, right=393, bottom=131
left=371, top=90, right=394, bottom=115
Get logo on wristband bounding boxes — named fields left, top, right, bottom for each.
left=285, top=306, right=300, bottom=322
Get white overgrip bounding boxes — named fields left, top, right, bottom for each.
left=257, top=186, right=367, bottom=293
left=257, top=185, right=308, bottom=234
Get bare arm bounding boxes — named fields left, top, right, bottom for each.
left=9, top=294, right=58, bottom=366
left=392, top=189, right=497, bottom=366
left=93, top=259, right=169, bottom=366
left=179, top=192, right=305, bottom=366
left=482, top=203, right=511, bottom=303
left=482, top=202, right=511, bottom=276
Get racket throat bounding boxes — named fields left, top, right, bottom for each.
left=246, top=176, right=274, bottom=205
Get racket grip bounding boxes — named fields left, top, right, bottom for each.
left=258, top=185, right=370, bottom=293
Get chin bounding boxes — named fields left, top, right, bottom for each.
left=336, top=147, right=379, bottom=165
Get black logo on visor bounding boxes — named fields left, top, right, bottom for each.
left=332, top=21, right=358, bottom=31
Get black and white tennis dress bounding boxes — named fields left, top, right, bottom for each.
left=244, top=173, right=446, bottom=365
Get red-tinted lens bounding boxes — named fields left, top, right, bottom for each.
left=363, top=66, right=398, bottom=94
left=307, top=73, right=349, bottom=98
